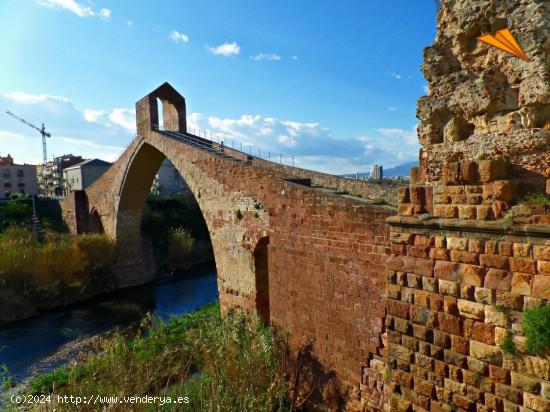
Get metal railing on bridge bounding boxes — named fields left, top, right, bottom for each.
left=153, top=126, right=296, bottom=168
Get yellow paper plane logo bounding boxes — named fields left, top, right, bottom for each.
left=478, top=28, right=529, bottom=61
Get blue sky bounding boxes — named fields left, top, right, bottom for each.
left=0, top=0, right=436, bottom=174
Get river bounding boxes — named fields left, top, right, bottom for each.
left=0, top=263, right=218, bottom=385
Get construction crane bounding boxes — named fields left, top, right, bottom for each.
left=5, top=110, right=51, bottom=164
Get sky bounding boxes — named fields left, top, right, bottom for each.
left=0, top=0, right=436, bottom=174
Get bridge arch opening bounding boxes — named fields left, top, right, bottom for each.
left=116, top=142, right=215, bottom=285
left=156, top=98, right=165, bottom=130
left=254, top=237, right=270, bottom=324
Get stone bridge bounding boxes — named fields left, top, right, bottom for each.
left=60, top=0, right=550, bottom=409
left=61, top=82, right=397, bottom=409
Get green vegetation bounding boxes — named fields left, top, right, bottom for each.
left=0, top=226, right=115, bottom=291
left=523, top=303, right=550, bottom=355
left=29, top=303, right=301, bottom=411
left=501, top=332, right=517, bottom=355
left=235, top=209, right=243, bottom=220
left=0, top=194, right=68, bottom=234
left=141, top=195, right=209, bottom=273
left=522, top=193, right=550, bottom=208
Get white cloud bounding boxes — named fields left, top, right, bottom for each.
left=108, top=109, right=136, bottom=131
left=251, top=53, right=281, bottom=61
left=387, top=72, right=403, bottom=80
left=170, top=31, right=189, bottom=44
left=290, top=55, right=299, bottom=60
left=99, top=8, right=111, bottom=20
left=186, top=112, right=419, bottom=174
left=3, top=91, right=68, bottom=104
left=83, top=109, right=106, bottom=123
left=388, top=106, right=397, bottom=112
left=208, top=42, right=240, bottom=57
left=127, top=20, right=133, bottom=27
left=35, top=0, right=111, bottom=20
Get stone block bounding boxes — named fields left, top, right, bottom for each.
left=468, top=239, right=484, bottom=254
left=524, top=393, right=550, bottom=412
left=434, top=261, right=459, bottom=281
left=509, top=257, right=537, bottom=275
left=457, top=299, right=485, bottom=320
left=430, top=247, right=449, bottom=260
left=478, top=159, right=508, bottom=183
left=398, top=187, right=410, bottom=204
left=480, top=254, right=509, bottom=270
left=458, top=205, right=477, bottom=220
left=484, top=268, right=512, bottom=290
left=470, top=341, right=503, bottom=366
left=443, top=296, right=458, bottom=315
left=532, top=275, right=550, bottom=300
left=503, top=354, right=550, bottom=381
left=450, top=250, right=479, bottom=265
left=451, top=334, right=469, bottom=354
left=475, top=287, right=495, bottom=304
left=538, top=260, right=550, bottom=275
left=510, top=273, right=533, bottom=296
left=477, top=205, right=494, bottom=220
left=489, top=366, right=510, bottom=384
left=447, top=237, right=468, bottom=251
left=495, top=291, right=524, bottom=311
left=471, top=322, right=495, bottom=345
left=460, top=160, right=478, bottom=182
left=534, top=245, right=550, bottom=261
left=510, top=371, right=540, bottom=394
left=399, top=204, right=414, bottom=216
left=512, top=243, right=532, bottom=258
left=439, top=279, right=458, bottom=296
left=458, top=264, right=485, bottom=286
left=485, top=306, right=508, bottom=327
left=443, top=161, right=461, bottom=184
left=433, top=205, right=458, bottom=218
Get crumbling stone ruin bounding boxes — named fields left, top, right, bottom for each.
left=369, top=0, right=550, bottom=411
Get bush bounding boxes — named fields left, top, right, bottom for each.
left=0, top=227, right=115, bottom=290
left=523, top=304, right=550, bottom=355
left=167, top=228, right=195, bottom=271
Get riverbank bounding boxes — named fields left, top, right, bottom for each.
left=7, top=302, right=301, bottom=412
left=0, top=263, right=218, bottom=386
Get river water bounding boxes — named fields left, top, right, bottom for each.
left=0, top=263, right=218, bottom=384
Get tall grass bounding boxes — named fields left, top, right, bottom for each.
left=28, top=303, right=299, bottom=411
left=0, top=226, right=116, bottom=290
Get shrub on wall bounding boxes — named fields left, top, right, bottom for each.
left=523, top=304, right=550, bottom=355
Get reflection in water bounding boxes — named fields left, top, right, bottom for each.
left=0, top=263, right=218, bottom=383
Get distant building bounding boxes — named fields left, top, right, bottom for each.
left=0, top=155, right=38, bottom=199
left=37, top=154, right=83, bottom=197
left=151, top=159, right=188, bottom=195
left=63, top=159, right=112, bottom=196
left=372, top=164, right=383, bottom=182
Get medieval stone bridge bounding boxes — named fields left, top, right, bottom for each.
left=60, top=1, right=550, bottom=409
left=61, top=82, right=396, bottom=408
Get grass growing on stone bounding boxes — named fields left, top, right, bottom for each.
left=523, top=303, right=550, bottom=355
left=501, top=332, right=517, bottom=356
left=28, top=303, right=295, bottom=411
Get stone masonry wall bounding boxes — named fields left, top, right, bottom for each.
left=220, top=145, right=402, bottom=206
left=381, top=0, right=550, bottom=411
